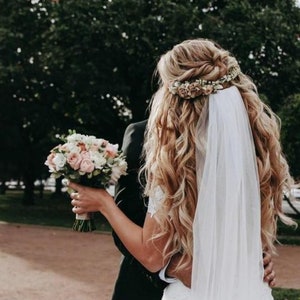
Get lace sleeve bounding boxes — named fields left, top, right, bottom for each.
left=147, top=186, right=164, bottom=217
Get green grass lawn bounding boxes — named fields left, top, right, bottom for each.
left=0, top=190, right=111, bottom=231
left=0, top=190, right=300, bottom=299
left=277, top=215, right=300, bottom=246
left=2, top=190, right=299, bottom=241
left=273, top=288, right=300, bottom=299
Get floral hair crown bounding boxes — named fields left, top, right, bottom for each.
left=168, top=65, right=241, bottom=99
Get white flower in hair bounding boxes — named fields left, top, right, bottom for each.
left=169, top=65, right=241, bottom=99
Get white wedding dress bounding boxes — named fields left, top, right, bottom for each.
left=148, top=87, right=274, bottom=300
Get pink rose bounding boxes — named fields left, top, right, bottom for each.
left=45, top=152, right=56, bottom=171
left=188, top=82, right=202, bottom=98
left=177, top=86, right=191, bottom=99
left=80, top=158, right=95, bottom=174
left=90, top=143, right=100, bottom=151
left=77, top=142, right=87, bottom=152
left=81, top=151, right=91, bottom=159
left=67, top=152, right=82, bottom=170
left=105, top=143, right=118, bottom=158
left=202, top=86, right=214, bottom=95
left=60, top=144, right=69, bottom=152
left=101, top=139, right=108, bottom=147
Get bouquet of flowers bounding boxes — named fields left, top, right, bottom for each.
left=45, top=131, right=127, bottom=232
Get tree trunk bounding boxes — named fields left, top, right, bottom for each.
left=54, top=178, right=62, bottom=195
left=0, top=181, right=6, bottom=195
left=22, top=172, right=35, bottom=206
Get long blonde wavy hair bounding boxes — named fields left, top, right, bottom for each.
left=142, top=39, right=294, bottom=270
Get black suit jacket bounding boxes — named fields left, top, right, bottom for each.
left=111, top=120, right=166, bottom=300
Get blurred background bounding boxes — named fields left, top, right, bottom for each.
left=0, top=1, right=299, bottom=232
left=0, top=1, right=299, bottom=299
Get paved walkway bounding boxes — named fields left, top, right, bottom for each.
left=0, top=223, right=299, bottom=300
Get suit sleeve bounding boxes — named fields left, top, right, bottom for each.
left=112, top=122, right=147, bottom=257
left=111, top=121, right=168, bottom=290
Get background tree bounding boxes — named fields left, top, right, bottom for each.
left=0, top=0, right=56, bottom=204
left=278, top=94, right=300, bottom=178
left=0, top=0, right=299, bottom=204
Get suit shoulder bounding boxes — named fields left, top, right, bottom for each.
left=125, top=120, right=147, bottom=133
left=120, top=120, right=147, bottom=166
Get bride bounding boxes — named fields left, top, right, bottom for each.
left=69, top=39, right=294, bottom=299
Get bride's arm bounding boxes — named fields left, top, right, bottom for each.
left=164, top=251, right=276, bottom=289
left=165, top=253, right=192, bottom=287
left=69, top=181, right=170, bottom=273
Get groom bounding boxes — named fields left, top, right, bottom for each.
left=111, top=120, right=276, bottom=300
left=111, top=120, right=166, bottom=300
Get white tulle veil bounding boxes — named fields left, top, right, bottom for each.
left=191, top=86, right=273, bottom=299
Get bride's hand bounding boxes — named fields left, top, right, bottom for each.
left=166, top=253, right=192, bottom=288
left=263, top=252, right=276, bottom=287
left=69, top=181, right=114, bottom=214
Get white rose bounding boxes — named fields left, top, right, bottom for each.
left=84, top=135, right=97, bottom=145
left=63, top=142, right=80, bottom=153
left=110, top=167, right=123, bottom=184
left=94, top=138, right=105, bottom=148
left=67, top=133, right=85, bottom=143
left=52, top=153, right=67, bottom=170
left=110, top=161, right=128, bottom=184
left=118, top=160, right=128, bottom=173
left=90, top=152, right=107, bottom=168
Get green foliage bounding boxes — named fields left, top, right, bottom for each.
left=0, top=190, right=110, bottom=231
left=273, top=288, right=300, bottom=300
left=0, top=0, right=59, bottom=203
left=278, top=94, right=300, bottom=178
left=0, top=0, right=299, bottom=195
left=277, top=216, right=300, bottom=246
left=199, top=0, right=300, bottom=111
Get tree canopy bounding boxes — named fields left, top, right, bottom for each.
left=0, top=0, right=299, bottom=202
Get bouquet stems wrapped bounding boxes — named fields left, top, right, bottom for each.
left=45, top=131, right=127, bottom=232
left=72, top=212, right=96, bottom=232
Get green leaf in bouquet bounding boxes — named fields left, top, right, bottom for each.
left=93, top=169, right=101, bottom=176
left=72, top=218, right=96, bottom=232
